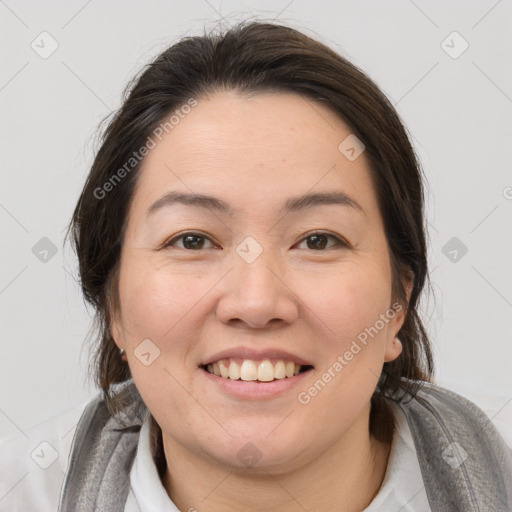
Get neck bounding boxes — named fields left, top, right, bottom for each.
left=158, top=405, right=393, bottom=512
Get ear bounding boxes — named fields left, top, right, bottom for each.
left=384, top=271, right=413, bottom=363
left=110, top=318, right=122, bottom=346
left=110, top=315, right=128, bottom=362
left=105, top=267, right=125, bottom=352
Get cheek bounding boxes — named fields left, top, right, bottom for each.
left=118, top=258, right=200, bottom=340
left=117, top=260, right=205, bottom=424
left=309, top=261, right=393, bottom=351
left=296, top=268, right=392, bottom=425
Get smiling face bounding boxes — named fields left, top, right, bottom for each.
left=111, top=90, right=406, bottom=473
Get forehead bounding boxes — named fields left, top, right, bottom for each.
left=145, top=90, right=353, bottom=165
left=130, top=91, right=376, bottom=219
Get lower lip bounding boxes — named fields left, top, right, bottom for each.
left=199, top=367, right=313, bottom=399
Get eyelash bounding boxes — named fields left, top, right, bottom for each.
left=161, top=231, right=348, bottom=251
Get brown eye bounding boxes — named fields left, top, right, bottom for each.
left=296, top=232, right=347, bottom=251
left=163, top=232, right=215, bottom=250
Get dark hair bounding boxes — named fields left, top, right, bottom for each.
left=67, top=20, right=433, bottom=443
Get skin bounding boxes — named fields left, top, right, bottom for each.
left=111, top=90, right=409, bottom=511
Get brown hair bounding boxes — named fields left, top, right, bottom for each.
left=66, top=21, right=433, bottom=443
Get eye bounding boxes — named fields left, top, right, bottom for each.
left=162, top=232, right=216, bottom=250
left=161, top=231, right=347, bottom=251
left=295, top=232, right=348, bottom=251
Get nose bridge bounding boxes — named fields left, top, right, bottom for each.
left=236, top=245, right=279, bottom=291
left=215, top=236, right=298, bottom=327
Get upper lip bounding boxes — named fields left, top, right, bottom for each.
left=201, top=347, right=314, bottom=367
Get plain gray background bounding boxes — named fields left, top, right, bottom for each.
left=1, top=0, right=511, bottom=442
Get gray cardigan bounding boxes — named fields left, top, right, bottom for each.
left=57, top=380, right=512, bottom=511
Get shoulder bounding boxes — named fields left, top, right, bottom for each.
left=388, top=380, right=512, bottom=510
left=0, top=399, right=90, bottom=512
left=438, top=383, right=512, bottom=450
left=395, top=381, right=512, bottom=453
left=402, top=382, right=510, bottom=442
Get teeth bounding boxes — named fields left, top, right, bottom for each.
left=240, top=360, right=258, bottom=381
left=219, top=360, right=229, bottom=378
left=206, top=358, right=306, bottom=381
left=274, top=360, right=286, bottom=379
left=228, top=360, right=241, bottom=380
left=257, top=359, right=275, bottom=382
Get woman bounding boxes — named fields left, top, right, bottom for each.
left=2, top=21, right=511, bottom=512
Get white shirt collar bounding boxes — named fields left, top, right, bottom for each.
left=127, top=402, right=429, bottom=511
left=363, top=401, right=430, bottom=511
left=127, top=415, right=179, bottom=512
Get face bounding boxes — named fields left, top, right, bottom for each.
left=111, top=90, right=406, bottom=472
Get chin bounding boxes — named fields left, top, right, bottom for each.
left=200, top=429, right=309, bottom=472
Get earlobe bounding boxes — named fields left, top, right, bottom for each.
left=384, top=336, right=402, bottom=363
left=110, top=321, right=128, bottom=362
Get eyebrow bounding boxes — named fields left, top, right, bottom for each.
left=146, top=190, right=363, bottom=218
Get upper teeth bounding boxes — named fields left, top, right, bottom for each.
left=206, top=359, right=301, bottom=381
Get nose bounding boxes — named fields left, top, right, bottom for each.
left=215, top=249, right=299, bottom=329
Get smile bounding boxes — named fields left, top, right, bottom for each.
left=202, top=358, right=314, bottom=383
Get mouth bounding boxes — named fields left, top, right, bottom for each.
left=200, top=358, right=314, bottom=383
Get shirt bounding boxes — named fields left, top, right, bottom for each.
left=125, top=401, right=429, bottom=511
left=1, top=387, right=510, bottom=511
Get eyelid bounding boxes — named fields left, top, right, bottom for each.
left=161, top=230, right=349, bottom=251
left=161, top=231, right=217, bottom=249
left=295, top=230, right=349, bottom=249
